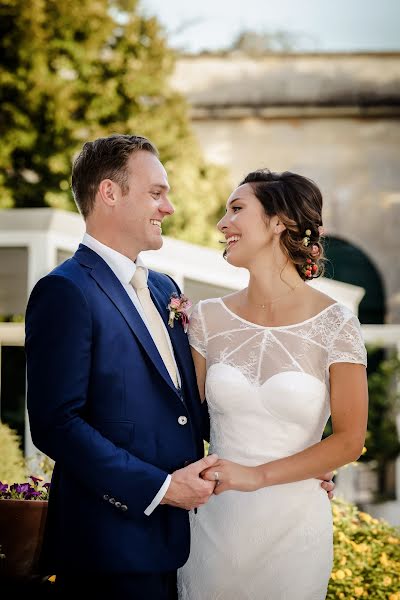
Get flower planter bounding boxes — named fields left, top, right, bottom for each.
left=0, top=499, right=48, bottom=582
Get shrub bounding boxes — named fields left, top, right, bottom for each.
left=0, top=421, right=54, bottom=487
left=328, top=497, right=400, bottom=599
left=0, top=422, right=26, bottom=483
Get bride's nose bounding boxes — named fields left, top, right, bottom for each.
left=217, top=215, right=228, bottom=232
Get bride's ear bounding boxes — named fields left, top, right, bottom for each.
left=274, top=219, right=286, bottom=235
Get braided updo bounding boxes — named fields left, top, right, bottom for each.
left=239, top=169, right=325, bottom=280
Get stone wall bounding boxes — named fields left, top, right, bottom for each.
left=172, top=54, right=400, bottom=322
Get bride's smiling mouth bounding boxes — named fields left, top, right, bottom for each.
left=225, top=235, right=241, bottom=250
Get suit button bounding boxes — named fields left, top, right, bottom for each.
left=115, top=501, right=121, bottom=509
left=109, top=497, right=116, bottom=504
left=103, top=494, right=109, bottom=501
left=121, top=504, right=128, bottom=512
left=178, top=416, right=187, bottom=425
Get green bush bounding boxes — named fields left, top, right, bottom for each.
left=362, top=350, right=400, bottom=497
left=0, top=422, right=26, bottom=483
left=0, top=421, right=54, bottom=484
left=328, top=498, right=400, bottom=599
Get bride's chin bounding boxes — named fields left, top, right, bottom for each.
left=225, top=252, right=246, bottom=269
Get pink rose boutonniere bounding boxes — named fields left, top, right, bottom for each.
left=167, top=293, right=192, bottom=333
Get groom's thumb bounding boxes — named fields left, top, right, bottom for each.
left=191, top=453, right=218, bottom=475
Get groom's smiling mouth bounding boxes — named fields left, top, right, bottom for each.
left=150, top=219, right=162, bottom=231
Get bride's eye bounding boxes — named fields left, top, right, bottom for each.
left=232, top=206, right=242, bottom=212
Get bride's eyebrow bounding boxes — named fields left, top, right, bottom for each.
left=228, top=197, right=242, bottom=205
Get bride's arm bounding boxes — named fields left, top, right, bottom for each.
left=191, top=347, right=206, bottom=403
left=201, top=362, right=368, bottom=493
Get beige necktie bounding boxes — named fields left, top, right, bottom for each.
left=131, top=267, right=179, bottom=388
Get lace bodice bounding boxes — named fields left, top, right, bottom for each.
left=188, top=298, right=367, bottom=464
left=189, top=299, right=366, bottom=384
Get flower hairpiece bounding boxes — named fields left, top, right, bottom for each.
left=167, top=293, right=192, bottom=333
left=301, top=226, right=325, bottom=279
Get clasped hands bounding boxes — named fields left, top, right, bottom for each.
left=162, top=454, right=334, bottom=512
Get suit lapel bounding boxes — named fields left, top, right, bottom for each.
left=75, top=246, right=180, bottom=397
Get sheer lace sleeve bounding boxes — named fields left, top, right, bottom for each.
left=188, top=302, right=207, bottom=358
left=328, top=313, right=367, bottom=368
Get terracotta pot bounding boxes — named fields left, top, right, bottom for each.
left=0, top=499, right=48, bottom=582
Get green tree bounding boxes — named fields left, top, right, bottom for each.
left=229, top=29, right=303, bottom=55
left=0, top=0, right=230, bottom=245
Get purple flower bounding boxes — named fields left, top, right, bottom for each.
left=0, top=478, right=50, bottom=500
left=25, top=490, right=42, bottom=499
left=29, top=475, right=43, bottom=485
left=10, top=483, right=30, bottom=495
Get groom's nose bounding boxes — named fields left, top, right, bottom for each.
left=160, top=196, right=174, bottom=216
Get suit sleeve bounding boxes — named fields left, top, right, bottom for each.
left=25, top=274, right=168, bottom=519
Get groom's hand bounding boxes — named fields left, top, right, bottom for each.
left=160, top=454, right=219, bottom=511
left=317, top=471, right=335, bottom=500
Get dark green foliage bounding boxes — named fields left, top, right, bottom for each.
left=363, top=350, right=400, bottom=471
left=0, top=0, right=230, bottom=245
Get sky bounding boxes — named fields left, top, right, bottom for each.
left=140, top=0, right=400, bottom=53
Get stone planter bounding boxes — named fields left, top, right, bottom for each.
left=0, top=499, right=48, bottom=582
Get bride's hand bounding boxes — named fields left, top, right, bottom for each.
left=201, top=459, right=263, bottom=494
left=316, top=471, right=335, bottom=500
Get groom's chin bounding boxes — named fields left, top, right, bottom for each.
left=142, top=233, right=164, bottom=252
left=152, top=236, right=164, bottom=250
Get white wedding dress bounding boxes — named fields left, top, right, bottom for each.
left=177, top=298, right=367, bottom=600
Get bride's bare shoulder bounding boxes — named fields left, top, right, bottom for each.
left=305, top=286, right=337, bottom=312
left=220, top=290, right=245, bottom=309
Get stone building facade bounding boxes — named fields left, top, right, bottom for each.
left=172, top=53, right=400, bottom=324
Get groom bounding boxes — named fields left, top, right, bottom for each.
left=25, top=134, right=218, bottom=598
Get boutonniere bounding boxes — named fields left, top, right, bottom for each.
left=167, top=293, right=192, bottom=333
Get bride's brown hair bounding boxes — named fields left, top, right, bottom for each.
left=239, top=169, right=326, bottom=280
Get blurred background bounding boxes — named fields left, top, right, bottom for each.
left=0, top=0, right=399, bottom=533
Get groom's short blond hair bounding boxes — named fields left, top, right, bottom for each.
left=71, top=134, right=158, bottom=219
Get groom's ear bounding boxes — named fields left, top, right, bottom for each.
left=98, top=178, right=119, bottom=208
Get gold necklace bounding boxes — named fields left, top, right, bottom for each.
left=248, top=281, right=303, bottom=309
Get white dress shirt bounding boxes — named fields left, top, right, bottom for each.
left=82, top=233, right=172, bottom=515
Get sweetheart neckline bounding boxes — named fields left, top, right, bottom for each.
left=207, top=363, right=326, bottom=390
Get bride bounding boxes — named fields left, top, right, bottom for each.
left=177, top=169, right=368, bottom=600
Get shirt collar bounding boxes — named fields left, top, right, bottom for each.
left=82, top=233, right=148, bottom=286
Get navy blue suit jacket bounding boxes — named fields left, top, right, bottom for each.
left=25, top=244, right=208, bottom=575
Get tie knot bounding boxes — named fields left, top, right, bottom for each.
left=131, top=266, right=148, bottom=291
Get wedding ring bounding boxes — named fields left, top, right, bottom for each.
left=214, top=471, right=220, bottom=484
